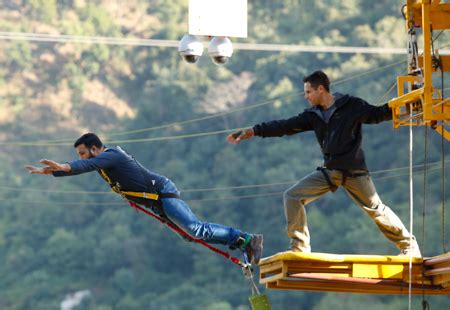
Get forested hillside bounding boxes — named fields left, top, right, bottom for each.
left=0, top=1, right=449, bottom=309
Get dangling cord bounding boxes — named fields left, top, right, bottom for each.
left=408, top=103, right=414, bottom=310
left=421, top=125, right=429, bottom=308
left=433, top=31, right=448, bottom=254
left=440, top=68, right=447, bottom=254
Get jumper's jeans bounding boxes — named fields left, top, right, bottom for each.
left=159, top=180, right=242, bottom=245
left=284, top=169, right=419, bottom=253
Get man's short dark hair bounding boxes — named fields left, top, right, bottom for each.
left=74, top=133, right=103, bottom=148
left=303, top=70, right=330, bottom=92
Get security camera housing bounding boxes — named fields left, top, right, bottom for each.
left=208, top=37, right=233, bottom=66
left=178, top=34, right=204, bottom=64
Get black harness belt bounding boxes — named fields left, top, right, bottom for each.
left=317, top=167, right=338, bottom=192
left=98, top=169, right=180, bottom=201
left=317, top=167, right=369, bottom=191
left=340, top=170, right=369, bottom=187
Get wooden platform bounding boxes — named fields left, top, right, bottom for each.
left=259, top=251, right=450, bottom=295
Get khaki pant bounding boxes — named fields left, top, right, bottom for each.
left=284, top=169, right=419, bottom=253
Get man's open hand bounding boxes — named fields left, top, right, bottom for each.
left=226, top=128, right=254, bottom=144
left=25, top=159, right=71, bottom=175
left=25, top=165, right=53, bottom=175
left=39, top=159, right=70, bottom=171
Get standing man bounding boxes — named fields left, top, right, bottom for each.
left=227, top=70, right=421, bottom=256
left=26, top=133, right=263, bottom=264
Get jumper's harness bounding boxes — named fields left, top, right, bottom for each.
left=97, top=169, right=248, bottom=267
left=97, top=168, right=269, bottom=308
left=316, top=167, right=369, bottom=192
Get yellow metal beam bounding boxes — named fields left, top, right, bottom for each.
left=353, top=263, right=404, bottom=279
left=419, top=56, right=450, bottom=72
left=407, top=1, right=450, bottom=30
left=433, top=125, right=450, bottom=141
left=389, top=85, right=423, bottom=108
left=390, top=1, right=449, bottom=134
left=422, top=1, right=434, bottom=120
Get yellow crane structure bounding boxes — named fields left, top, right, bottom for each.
left=258, top=0, right=450, bottom=296
left=389, top=0, right=450, bottom=139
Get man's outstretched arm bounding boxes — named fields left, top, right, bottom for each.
left=227, top=113, right=312, bottom=144
left=25, top=159, right=71, bottom=175
left=359, top=99, right=393, bottom=124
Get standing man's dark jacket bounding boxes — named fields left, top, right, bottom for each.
left=53, top=146, right=169, bottom=206
left=252, top=93, right=392, bottom=171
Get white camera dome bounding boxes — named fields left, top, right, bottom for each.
left=208, top=36, right=233, bottom=66
left=178, top=34, right=204, bottom=64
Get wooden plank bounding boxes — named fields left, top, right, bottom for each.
left=424, top=262, right=450, bottom=276
left=260, top=261, right=284, bottom=284
left=259, top=272, right=286, bottom=285
left=430, top=272, right=450, bottom=286
left=424, top=253, right=450, bottom=266
left=272, top=279, right=447, bottom=295
left=259, top=260, right=283, bottom=275
left=260, top=252, right=450, bottom=294
left=289, top=272, right=354, bottom=279
left=424, top=266, right=450, bottom=276
left=260, top=252, right=423, bottom=265
left=289, top=271, right=433, bottom=286
left=283, top=260, right=352, bottom=270
left=260, top=262, right=291, bottom=284
left=284, top=261, right=352, bottom=276
left=267, top=282, right=405, bottom=294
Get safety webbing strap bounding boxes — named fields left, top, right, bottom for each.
left=122, top=191, right=159, bottom=200
left=98, top=169, right=179, bottom=201
left=341, top=170, right=369, bottom=187
left=317, top=167, right=338, bottom=192
left=127, top=200, right=244, bottom=267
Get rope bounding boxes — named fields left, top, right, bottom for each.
left=105, top=94, right=300, bottom=137
left=440, top=68, right=447, bottom=253
left=408, top=103, right=414, bottom=310
left=441, top=128, right=447, bottom=253
left=104, top=59, right=404, bottom=137
left=0, top=59, right=407, bottom=147
left=375, top=79, right=399, bottom=106
left=126, top=200, right=245, bottom=267
left=421, top=126, right=429, bottom=306
left=7, top=159, right=450, bottom=195
left=0, top=31, right=427, bottom=55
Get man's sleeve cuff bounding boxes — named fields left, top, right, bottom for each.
left=252, top=125, right=261, bottom=136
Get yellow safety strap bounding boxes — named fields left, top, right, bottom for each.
left=98, top=169, right=159, bottom=201
left=120, top=191, right=159, bottom=200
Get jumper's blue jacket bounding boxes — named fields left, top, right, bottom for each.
left=53, top=146, right=170, bottom=205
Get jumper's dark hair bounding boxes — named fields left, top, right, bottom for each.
left=74, top=133, right=103, bottom=148
left=303, top=70, right=330, bottom=92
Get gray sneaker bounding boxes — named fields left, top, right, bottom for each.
left=245, top=234, right=263, bottom=265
